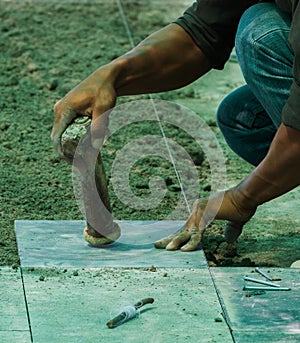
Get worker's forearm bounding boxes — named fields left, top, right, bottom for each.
left=93, top=24, right=212, bottom=96
left=234, top=124, right=300, bottom=210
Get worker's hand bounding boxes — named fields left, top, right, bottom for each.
left=51, top=67, right=117, bottom=157
left=154, top=189, right=257, bottom=251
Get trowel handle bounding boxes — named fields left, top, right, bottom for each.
left=134, top=298, right=155, bottom=310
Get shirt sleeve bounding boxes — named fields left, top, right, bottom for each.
left=174, top=0, right=259, bottom=69
left=281, top=1, right=300, bottom=130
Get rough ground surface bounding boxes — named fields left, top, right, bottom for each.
left=1, top=1, right=299, bottom=267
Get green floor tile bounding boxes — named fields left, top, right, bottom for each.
left=15, top=220, right=207, bottom=268
left=211, top=267, right=300, bottom=340
left=0, top=331, right=31, bottom=343
left=22, top=267, right=233, bottom=343
left=233, top=330, right=300, bottom=343
left=0, top=267, right=30, bottom=332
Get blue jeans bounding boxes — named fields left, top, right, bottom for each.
left=217, top=3, right=293, bottom=166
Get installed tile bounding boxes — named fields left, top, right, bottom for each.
left=22, top=267, right=233, bottom=343
left=211, top=267, right=300, bottom=338
left=233, top=331, right=300, bottom=343
left=15, top=220, right=207, bottom=268
left=0, top=267, right=30, bottom=332
left=0, top=331, right=31, bottom=343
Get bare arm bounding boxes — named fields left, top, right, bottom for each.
left=52, top=23, right=211, bottom=154
left=234, top=123, right=300, bottom=208
left=156, top=123, right=300, bottom=251
left=114, top=24, right=212, bottom=95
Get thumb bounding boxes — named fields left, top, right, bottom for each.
left=91, top=108, right=111, bottom=150
left=90, top=90, right=116, bottom=149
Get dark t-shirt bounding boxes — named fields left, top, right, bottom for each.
left=175, top=0, right=300, bottom=130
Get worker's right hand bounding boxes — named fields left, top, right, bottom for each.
left=154, top=188, right=257, bottom=251
left=51, top=67, right=117, bottom=157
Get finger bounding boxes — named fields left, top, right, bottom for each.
left=180, top=231, right=202, bottom=252
left=154, top=233, right=177, bottom=249
left=224, top=221, right=244, bottom=243
left=183, top=199, right=205, bottom=229
left=166, top=231, right=190, bottom=251
left=91, top=111, right=110, bottom=149
left=51, top=102, right=76, bottom=157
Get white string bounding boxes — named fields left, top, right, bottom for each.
left=116, top=0, right=191, bottom=214
left=149, top=100, right=192, bottom=214
left=116, top=0, right=135, bottom=49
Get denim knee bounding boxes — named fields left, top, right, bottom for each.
left=216, top=86, right=276, bottom=166
left=216, top=92, right=237, bottom=132
left=236, top=3, right=292, bottom=80
left=235, top=2, right=293, bottom=127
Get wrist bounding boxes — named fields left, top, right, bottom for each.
left=107, top=57, right=129, bottom=91
left=230, top=181, right=260, bottom=213
left=89, top=57, right=128, bottom=93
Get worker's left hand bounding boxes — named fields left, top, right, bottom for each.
left=51, top=66, right=117, bottom=158
left=154, top=189, right=256, bottom=251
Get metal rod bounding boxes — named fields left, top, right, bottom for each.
left=243, top=286, right=291, bottom=291
left=243, top=276, right=281, bottom=288
left=255, top=267, right=273, bottom=281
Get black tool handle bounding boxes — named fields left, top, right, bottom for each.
left=134, top=298, right=154, bottom=310
left=106, top=312, right=127, bottom=329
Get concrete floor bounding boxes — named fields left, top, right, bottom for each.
left=1, top=220, right=299, bottom=343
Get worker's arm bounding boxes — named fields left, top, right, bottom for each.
left=155, top=123, right=300, bottom=251
left=51, top=23, right=212, bottom=155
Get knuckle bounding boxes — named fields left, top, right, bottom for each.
left=53, top=99, right=63, bottom=114
left=194, top=198, right=207, bottom=211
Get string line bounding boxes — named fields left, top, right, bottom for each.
left=116, top=0, right=191, bottom=214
